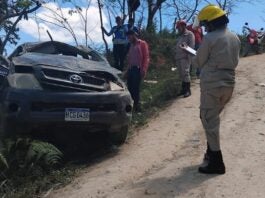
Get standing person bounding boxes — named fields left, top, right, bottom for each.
left=125, top=30, right=149, bottom=112
left=127, top=18, right=139, bottom=34
left=187, top=16, right=203, bottom=78
left=192, top=5, right=241, bottom=174
left=126, top=18, right=140, bottom=53
left=102, top=16, right=128, bottom=71
left=175, top=20, right=195, bottom=98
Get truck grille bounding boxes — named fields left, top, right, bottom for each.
left=41, top=68, right=108, bottom=92
left=42, top=69, right=105, bottom=85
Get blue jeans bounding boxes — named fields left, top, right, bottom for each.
left=113, top=44, right=127, bottom=71
left=127, top=66, right=141, bottom=106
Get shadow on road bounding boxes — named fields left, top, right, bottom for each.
left=132, top=165, right=218, bottom=197
left=34, top=130, right=119, bottom=164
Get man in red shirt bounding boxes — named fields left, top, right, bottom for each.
left=187, top=25, right=203, bottom=49
left=125, top=30, right=150, bottom=112
left=187, top=18, right=203, bottom=77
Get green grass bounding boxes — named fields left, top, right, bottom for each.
left=0, top=166, right=79, bottom=198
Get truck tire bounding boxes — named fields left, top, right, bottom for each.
left=109, top=126, right=128, bottom=146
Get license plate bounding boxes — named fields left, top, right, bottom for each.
left=65, top=108, right=90, bottom=122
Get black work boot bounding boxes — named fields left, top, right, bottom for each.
left=183, top=82, right=191, bottom=98
left=199, top=150, right=226, bottom=174
left=177, top=82, right=185, bottom=96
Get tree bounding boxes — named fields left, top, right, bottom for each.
left=0, top=0, right=42, bottom=55
left=171, top=0, right=200, bottom=21
left=128, top=0, right=140, bottom=19
left=97, top=0, right=109, bottom=53
left=36, top=1, right=79, bottom=46
left=146, top=0, right=167, bottom=31
left=33, top=0, right=108, bottom=50
left=103, top=0, right=127, bottom=21
left=162, top=0, right=199, bottom=32
left=204, top=0, right=255, bottom=14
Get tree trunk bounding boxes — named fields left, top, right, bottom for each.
left=97, top=0, right=109, bottom=54
left=122, top=0, right=126, bottom=22
left=146, top=0, right=166, bottom=32
left=146, top=0, right=154, bottom=31
left=128, top=0, right=140, bottom=19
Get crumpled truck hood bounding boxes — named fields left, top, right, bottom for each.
left=12, top=53, right=121, bottom=74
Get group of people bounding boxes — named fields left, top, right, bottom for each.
left=104, top=4, right=241, bottom=175
left=102, top=16, right=140, bottom=71
left=102, top=16, right=149, bottom=112
left=174, top=5, right=241, bottom=174
left=175, top=5, right=241, bottom=175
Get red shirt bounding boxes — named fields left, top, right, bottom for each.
left=128, top=39, right=150, bottom=76
left=187, top=24, right=203, bottom=44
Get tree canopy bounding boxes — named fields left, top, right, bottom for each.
left=0, top=0, right=261, bottom=54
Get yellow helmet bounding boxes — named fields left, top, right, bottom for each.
left=198, top=5, right=226, bottom=23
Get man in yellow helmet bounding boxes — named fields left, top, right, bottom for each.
left=192, top=5, right=241, bottom=174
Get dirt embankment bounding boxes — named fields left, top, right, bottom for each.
left=48, top=54, right=265, bottom=198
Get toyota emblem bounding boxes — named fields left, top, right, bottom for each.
left=69, top=74, right=83, bottom=84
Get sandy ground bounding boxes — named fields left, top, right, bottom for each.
left=48, top=54, right=265, bottom=198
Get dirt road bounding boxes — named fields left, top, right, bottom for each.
left=49, top=54, right=265, bottom=198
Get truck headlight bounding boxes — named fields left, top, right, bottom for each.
left=109, top=81, right=124, bottom=91
left=8, top=74, right=42, bottom=90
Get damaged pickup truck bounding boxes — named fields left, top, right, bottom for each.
left=0, top=41, right=133, bottom=145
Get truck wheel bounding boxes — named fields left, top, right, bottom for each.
left=109, top=126, right=128, bottom=146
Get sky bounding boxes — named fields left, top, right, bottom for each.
left=4, top=1, right=265, bottom=55
left=228, top=2, right=265, bottom=33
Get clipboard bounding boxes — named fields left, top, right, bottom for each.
left=183, top=46, right=197, bottom=56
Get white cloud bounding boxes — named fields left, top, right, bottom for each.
left=18, top=1, right=112, bottom=47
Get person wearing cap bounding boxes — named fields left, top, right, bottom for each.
left=126, top=18, right=140, bottom=53
left=124, top=30, right=149, bottom=112
left=102, top=16, right=128, bottom=71
left=175, top=20, right=195, bottom=98
left=192, top=5, right=241, bottom=174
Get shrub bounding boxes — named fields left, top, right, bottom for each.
left=0, top=138, right=63, bottom=177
